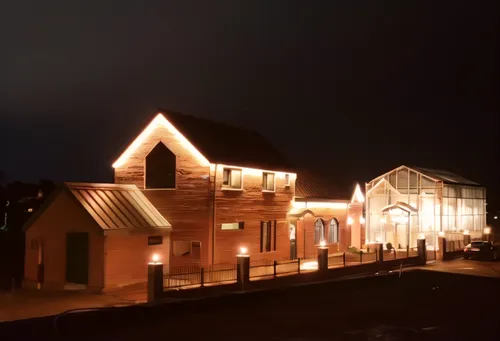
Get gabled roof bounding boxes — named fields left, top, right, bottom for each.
left=369, top=165, right=481, bottom=187
left=295, top=169, right=353, bottom=201
left=66, top=182, right=171, bottom=230
left=24, top=182, right=171, bottom=231
left=410, top=166, right=480, bottom=186
left=114, top=109, right=295, bottom=172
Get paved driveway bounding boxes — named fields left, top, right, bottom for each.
left=421, top=259, right=500, bottom=277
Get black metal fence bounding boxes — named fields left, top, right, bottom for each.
left=164, top=264, right=237, bottom=289
left=163, top=247, right=422, bottom=290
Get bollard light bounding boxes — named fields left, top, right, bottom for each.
left=463, top=230, right=470, bottom=235
left=319, top=240, right=326, bottom=247
left=438, top=231, right=445, bottom=237
left=417, top=233, right=425, bottom=240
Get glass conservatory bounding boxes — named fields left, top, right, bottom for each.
left=365, top=166, right=486, bottom=249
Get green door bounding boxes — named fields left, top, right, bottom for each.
left=66, top=232, right=89, bottom=285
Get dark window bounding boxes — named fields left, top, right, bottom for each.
left=284, top=174, right=290, bottom=187
left=328, top=218, right=339, bottom=243
left=262, top=172, right=275, bottom=191
left=145, top=142, right=176, bottom=189
left=260, top=221, right=276, bottom=252
left=148, top=236, right=163, bottom=245
left=222, top=168, right=242, bottom=189
left=314, top=219, right=325, bottom=244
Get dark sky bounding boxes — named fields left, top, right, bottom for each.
left=1, top=1, right=498, bottom=209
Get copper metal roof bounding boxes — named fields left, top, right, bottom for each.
left=66, top=182, right=171, bottom=230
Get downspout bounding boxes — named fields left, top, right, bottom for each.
left=211, top=164, right=218, bottom=267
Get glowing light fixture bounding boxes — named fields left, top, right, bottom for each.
left=351, top=183, right=365, bottom=203
left=359, top=216, right=365, bottom=224
left=463, top=230, right=470, bottom=235
left=150, top=253, right=161, bottom=264
left=292, top=201, right=348, bottom=210
left=484, top=227, right=491, bottom=235
left=417, top=233, right=425, bottom=240
left=239, top=246, right=248, bottom=255
left=438, top=231, right=445, bottom=237
left=319, top=240, right=326, bottom=247
left=112, top=113, right=210, bottom=168
left=347, top=216, right=354, bottom=225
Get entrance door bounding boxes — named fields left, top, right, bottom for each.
left=66, top=232, right=89, bottom=285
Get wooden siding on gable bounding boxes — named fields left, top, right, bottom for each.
left=114, top=124, right=212, bottom=267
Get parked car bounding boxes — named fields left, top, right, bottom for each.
left=463, top=241, right=499, bottom=261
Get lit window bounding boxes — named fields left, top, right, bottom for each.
left=222, top=168, right=242, bottom=189
left=328, top=218, right=339, bottom=243
left=221, top=222, right=244, bottom=230
left=314, top=219, right=326, bottom=244
left=262, top=172, right=275, bottom=191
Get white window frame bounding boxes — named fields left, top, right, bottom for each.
left=221, top=222, right=244, bottom=230
left=284, top=173, right=291, bottom=188
left=262, top=172, right=276, bottom=192
left=222, top=168, right=243, bottom=190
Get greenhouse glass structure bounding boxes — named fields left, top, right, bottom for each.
left=365, top=166, right=486, bottom=249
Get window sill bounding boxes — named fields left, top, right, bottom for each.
left=262, top=189, right=275, bottom=193
left=222, top=187, right=243, bottom=191
left=143, top=188, right=176, bottom=191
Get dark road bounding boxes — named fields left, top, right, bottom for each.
left=1, top=270, right=499, bottom=340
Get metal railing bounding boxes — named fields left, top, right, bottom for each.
left=164, top=263, right=237, bottom=289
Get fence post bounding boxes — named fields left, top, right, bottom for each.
left=200, top=267, right=205, bottom=287
left=343, top=252, right=346, bottom=267
left=360, top=251, right=363, bottom=264
left=393, top=249, right=396, bottom=260
left=273, top=260, right=277, bottom=278
left=407, top=245, right=409, bottom=258
left=317, top=246, right=328, bottom=273
left=147, top=261, right=164, bottom=303
left=417, top=237, right=427, bottom=265
left=376, top=243, right=384, bottom=263
left=236, top=254, right=250, bottom=290
left=298, top=258, right=301, bottom=274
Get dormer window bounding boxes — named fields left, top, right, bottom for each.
left=145, top=142, right=176, bottom=189
left=262, top=172, right=275, bottom=192
left=222, top=168, right=242, bottom=190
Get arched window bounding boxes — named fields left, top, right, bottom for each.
left=145, top=142, right=176, bottom=189
left=328, top=218, right=339, bottom=243
left=314, top=219, right=325, bottom=244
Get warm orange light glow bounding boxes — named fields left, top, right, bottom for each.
left=112, top=113, right=210, bottom=168
left=359, top=216, right=366, bottom=224
left=347, top=216, right=354, bottom=225
left=484, top=227, right=491, bottom=234
left=215, top=163, right=296, bottom=179
left=351, top=183, right=365, bottom=203
left=291, top=201, right=348, bottom=210
left=319, top=240, right=326, bottom=247
left=150, top=253, right=161, bottom=264
left=417, top=233, right=425, bottom=240
left=463, top=230, right=470, bottom=235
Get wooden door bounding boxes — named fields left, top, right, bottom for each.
left=66, top=232, right=89, bottom=285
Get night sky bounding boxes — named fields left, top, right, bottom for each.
left=2, top=1, right=498, bottom=210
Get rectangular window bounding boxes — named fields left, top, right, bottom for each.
left=260, top=221, right=276, bottom=252
left=284, top=173, right=290, bottom=187
left=262, top=172, right=275, bottom=191
left=148, top=236, right=163, bottom=245
left=222, top=168, right=242, bottom=189
left=221, top=222, right=244, bottom=230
